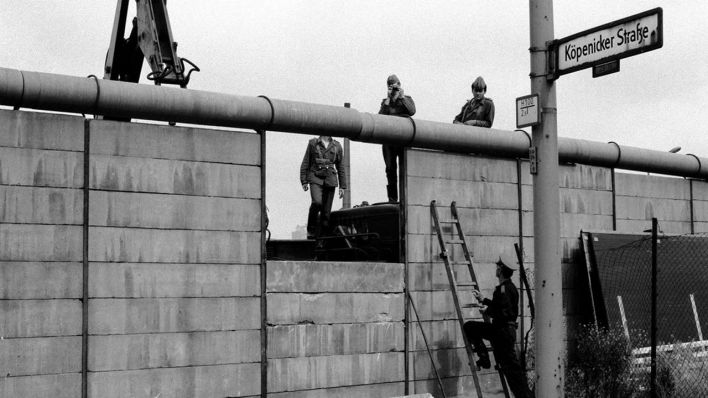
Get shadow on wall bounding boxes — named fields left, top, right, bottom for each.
left=425, top=331, right=461, bottom=395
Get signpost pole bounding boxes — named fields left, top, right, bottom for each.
left=529, top=0, right=564, bottom=396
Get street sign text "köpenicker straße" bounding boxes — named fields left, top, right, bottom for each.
left=552, top=8, right=662, bottom=78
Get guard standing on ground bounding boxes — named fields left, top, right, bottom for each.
left=464, top=257, right=530, bottom=398
left=379, top=74, right=416, bottom=203
left=453, top=76, right=495, bottom=128
left=300, top=135, right=346, bottom=239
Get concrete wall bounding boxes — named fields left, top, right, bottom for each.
left=0, top=109, right=263, bottom=398
left=403, top=148, right=708, bottom=397
left=3, top=109, right=708, bottom=398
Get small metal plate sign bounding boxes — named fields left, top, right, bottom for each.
left=516, top=94, right=540, bottom=128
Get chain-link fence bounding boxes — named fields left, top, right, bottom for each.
left=578, top=224, right=708, bottom=397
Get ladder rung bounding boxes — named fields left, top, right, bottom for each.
left=439, top=220, right=457, bottom=224
left=444, top=239, right=464, bottom=244
left=457, top=283, right=478, bottom=287
left=450, top=261, right=471, bottom=266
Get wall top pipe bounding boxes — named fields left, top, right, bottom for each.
left=0, top=66, right=706, bottom=179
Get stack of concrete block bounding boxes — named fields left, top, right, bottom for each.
left=0, top=111, right=85, bottom=398
left=86, top=120, right=262, bottom=397
left=266, top=260, right=405, bottom=397
left=405, top=149, right=523, bottom=397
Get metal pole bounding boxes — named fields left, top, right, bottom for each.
left=650, top=217, right=658, bottom=398
left=343, top=103, right=352, bottom=209
left=2, top=67, right=708, bottom=179
left=529, top=0, right=563, bottom=396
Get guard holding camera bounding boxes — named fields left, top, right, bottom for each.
left=300, top=136, right=347, bottom=239
left=379, top=74, right=416, bottom=203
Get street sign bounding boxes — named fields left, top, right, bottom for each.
left=516, top=94, right=540, bottom=128
left=552, top=8, right=662, bottom=79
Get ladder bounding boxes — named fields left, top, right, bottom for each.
left=430, top=200, right=510, bottom=398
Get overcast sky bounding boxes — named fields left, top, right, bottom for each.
left=1, top=1, right=706, bottom=238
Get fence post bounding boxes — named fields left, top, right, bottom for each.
left=650, top=217, right=658, bottom=398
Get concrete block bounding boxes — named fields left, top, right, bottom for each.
left=0, top=262, right=82, bottom=299
left=267, top=261, right=403, bottom=293
left=267, top=382, right=404, bottom=398
left=407, top=206, right=520, bottom=236
left=407, top=261, right=498, bottom=292
left=561, top=213, right=614, bottom=238
left=406, top=233, right=521, bottom=264
left=0, top=110, right=84, bottom=151
left=0, top=299, right=82, bottom=338
left=267, top=322, right=404, bottom=358
left=521, top=184, right=533, bottom=211
left=89, top=297, right=260, bottom=334
left=694, top=221, right=708, bottom=233
left=89, top=119, right=260, bottom=165
left=412, top=347, right=470, bottom=379
left=0, top=147, right=83, bottom=188
left=407, top=290, right=482, bottom=322
left=0, top=224, right=83, bottom=261
left=615, top=173, right=689, bottom=199
left=0, top=373, right=81, bottom=398
left=558, top=164, right=612, bottom=190
left=88, top=363, right=260, bottom=398
left=408, top=204, right=519, bottom=237
left=406, top=149, right=518, bottom=183
left=693, top=200, right=708, bottom=223
left=89, top=227, right=261, bottom=264
left=616, top=219, right=691, bottom=234
left=0, top=186, right=83, bottom=224
left=267, top=352, right=404, bottom=392
left=0, top=336, right=81, bottom=376
left=89, top=263, right=260, bottom=298
left=89, top=330, right=260, bottom=371
left=523, top=186, right=614, bottom=215
left=559, top=188, right=614, bottom=215
left=406, top=176, right=519, bottom=209
left=89, top=154, right=260, bottom=198
left=89, top=191, right=260, bottom=230
left=692, top=181, right=708, bottom=200
left=616, top=196, right=691, bottom=221
left=267, top=293, right=403, bottom=325
left=408, top=319, right=464, bottom=351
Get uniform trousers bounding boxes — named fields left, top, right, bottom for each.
left=307, top=183, right=335, bottom=237
left=382, top=144, right=403, bottom=201
left=464, top=321, right=530, bottom=398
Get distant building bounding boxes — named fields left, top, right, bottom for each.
left=291, top=224, right=307, bottom=240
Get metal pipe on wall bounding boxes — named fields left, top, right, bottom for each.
left=1, top=66, right=707, bottom=179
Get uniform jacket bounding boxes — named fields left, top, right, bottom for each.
left=481, top=279, right=519, bottom=326
left=453, top=97, right=495, bottom=127
left=300, top=138, right=347, bottom=188
left=379, top=95, right=416, bottom=117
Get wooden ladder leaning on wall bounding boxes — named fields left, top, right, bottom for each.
left=430, top=200, right=510, bottom=398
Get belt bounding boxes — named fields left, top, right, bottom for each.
left=495, top=321, right=518, bottom=329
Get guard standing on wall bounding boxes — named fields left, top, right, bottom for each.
left=379, top=74, right=416, bottom=203
left=464, top=256, right=530, bottom=398
left=300, top=136, right=347, bottom=239
left=453, top=76, right=495, bottom=128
